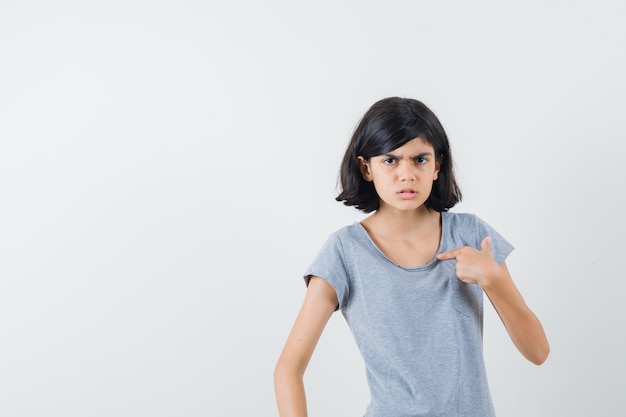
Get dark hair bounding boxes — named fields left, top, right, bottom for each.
left=336, top=97, right=462, bottom=213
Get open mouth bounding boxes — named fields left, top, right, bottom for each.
left=398, top=188, right=418, bottom=198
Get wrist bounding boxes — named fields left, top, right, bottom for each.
left=481, top=264, right=507, bottom=291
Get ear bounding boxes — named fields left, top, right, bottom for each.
left=433, top=161, right=441, bottom=181
left=357, top=156, right=373, bottom=182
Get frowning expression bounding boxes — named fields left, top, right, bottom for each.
left=358, top=137, right=440, bottom=213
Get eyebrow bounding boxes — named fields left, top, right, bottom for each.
left=382, top=152, right=434, bottom=159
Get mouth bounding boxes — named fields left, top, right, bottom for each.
left=397, top=188, right=418, bottom=199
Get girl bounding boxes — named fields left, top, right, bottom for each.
left=274, top=97, right=549, bottom=417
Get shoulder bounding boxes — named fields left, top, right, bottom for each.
left=443, top=212, right=504, bottom=236
left=443, top=211, right=480, bottom=228
left=311, top=223, right=365, bottom=258
left=326, top=222, right=364, bottom=244
left=443, top=211, right=514, bottom=261
left=442, top=212, right=483, bottom=248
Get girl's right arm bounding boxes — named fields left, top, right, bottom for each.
left=274, top=276, right=339, bottom=417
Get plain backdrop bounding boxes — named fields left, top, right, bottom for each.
left=1, top=1, right=625, bottom=416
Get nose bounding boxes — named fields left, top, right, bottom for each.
left=398, top=160, right=416, bottom=182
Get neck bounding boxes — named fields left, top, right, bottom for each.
left=367, top=205, right=440, bottom=238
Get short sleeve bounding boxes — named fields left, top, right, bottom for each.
left=303, top=234, right=350, bottom=311
left=471, top=215, right=514, bottom=264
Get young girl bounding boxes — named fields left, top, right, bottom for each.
left=274, top=97, right=549, bottom=417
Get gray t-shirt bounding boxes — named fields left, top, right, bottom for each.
left=304, top=212, right=514, bottom=417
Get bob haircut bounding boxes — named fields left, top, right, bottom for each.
left=336, top=97, right=462, bottom=213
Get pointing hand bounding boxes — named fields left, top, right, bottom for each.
left=437, top=237, right=500, bottom=285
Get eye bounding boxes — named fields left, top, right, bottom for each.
left=382, top=157, right=396, bottom=165
left=414, top=156, right=428, bottom=164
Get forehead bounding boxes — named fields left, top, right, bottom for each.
left=387, top=136, right=434, bottom=154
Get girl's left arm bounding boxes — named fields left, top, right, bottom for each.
left=438, top=237, right=550, bottom=365
left=481, top=261, right=550, bottom=365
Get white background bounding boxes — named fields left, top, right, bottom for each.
left=1, top=1, right=625, bottom=416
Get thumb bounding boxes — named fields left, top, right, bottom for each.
left=481, top=236, right=492, bottom=253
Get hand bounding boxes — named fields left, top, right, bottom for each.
left=437, top=237, right=501, bottom=286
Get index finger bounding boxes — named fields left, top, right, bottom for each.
left=437, top=249, right=459, bottom=261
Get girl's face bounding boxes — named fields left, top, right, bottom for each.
left=358, top=137, right=440, bottom=214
